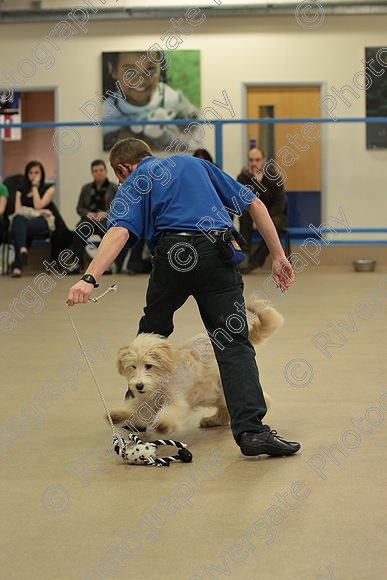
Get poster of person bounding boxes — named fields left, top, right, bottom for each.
left=0, top=91, right=22, bottom=141
left=101, top=50, right=201, bottom=151
left=365, top=47, right=387, bottom=149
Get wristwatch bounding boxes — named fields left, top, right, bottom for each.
left=81, top=274, right=99, bottom=288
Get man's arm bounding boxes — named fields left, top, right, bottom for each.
left=67, top=227, right=129, bottom=306
left=248, top=198, right=294, bottom=291
left=76, top=185, right=90, bottom=218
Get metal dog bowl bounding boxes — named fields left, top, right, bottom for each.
left=353, top=258, right=376, bottom=272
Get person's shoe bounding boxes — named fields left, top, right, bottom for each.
left=11, top=268, right=22, bottom=278
left=239, top=426, right=301, bottom=457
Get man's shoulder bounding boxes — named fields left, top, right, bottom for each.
left=106, top=180, right=117, bottom=193
left=80, top=182, right=94, bottom=192
left=237, top=168, right=251, bottom=183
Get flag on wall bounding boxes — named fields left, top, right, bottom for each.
left=0, top=91, right=22, bottom=141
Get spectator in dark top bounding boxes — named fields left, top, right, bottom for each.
left=11, top=161, right=60, bottom=278
left=67, top=159, right=117, bottom=274
left=237, top=147, right=286, bottom=274
left=0, top=181, right=8, bottom=244
left=193, top=148, right=214, bottom=163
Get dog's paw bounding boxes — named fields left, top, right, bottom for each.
left=109, top=410, right=128, bottom=425
left=200, top=416, right=223, bottom=429
left=154, top=422, right=176, bottom=436
left=122, top=424, right=147, bottom=433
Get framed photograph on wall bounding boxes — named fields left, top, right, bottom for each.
left=101, top=49, right=202, bottom=152
left=365, top=47, right=387, bottom=149
left=0, top=91, right=22, bottom=141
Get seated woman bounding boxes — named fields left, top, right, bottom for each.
left=192, top=148, right=214, bottom=163
left=11, top=161, right=56, bottom=277
left=0, top=181, right=8, bottom=244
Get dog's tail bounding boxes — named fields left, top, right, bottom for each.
left=247, top=300, right=284, bottom=346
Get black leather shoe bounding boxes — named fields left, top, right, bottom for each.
left=239, top=426, right=301, bottom=457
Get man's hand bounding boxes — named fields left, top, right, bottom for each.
left=67, top=280, right=94, bottom=306
left=272, top=256, right=294, bottom=292
left=96, top=211, right=108, bottom=221
left=86, top=211, right=98, bottom=220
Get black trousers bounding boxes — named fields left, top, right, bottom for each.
left=71, top=218, right=107, bottom=267
left=138, top=233, right=267, bottom=443
left=12, top=215, right=49, bottom=269
left=239, top=210, right=287, bottom=268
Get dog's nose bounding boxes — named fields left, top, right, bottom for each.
left=135, top=383, right=144, bottom=391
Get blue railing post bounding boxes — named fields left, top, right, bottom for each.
left=214, top=121, right=223, bottom=168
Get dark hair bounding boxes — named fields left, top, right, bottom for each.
left=249, top=146, right=266, bottom=158
left=24, top=160, right=45, bottom=185
left=103, top=51, right=167, bottom=93
left=193, top=149, right=214, bottom=163
left=91, top=159, right=106, bottom=170
left=21, top=160, right=47, bottom=195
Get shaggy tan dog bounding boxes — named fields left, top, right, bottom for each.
left=109, top=302, right=284, bottom=436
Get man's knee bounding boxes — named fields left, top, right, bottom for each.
left=138, top=316, right=173, bottom=338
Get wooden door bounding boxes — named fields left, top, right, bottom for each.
left=3, top=90, right=56, bottom=180
left=247, top=86, right=321, bottom=191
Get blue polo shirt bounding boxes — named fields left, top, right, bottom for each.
left=107, top=155, right=256, bottom=251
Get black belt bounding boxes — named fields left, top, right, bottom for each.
left=161, top=230, right=223, bottom=238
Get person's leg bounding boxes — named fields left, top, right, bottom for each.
left=249, top=239, right=270, bottom=269
left=11, top=215, right=28, bottom=269
left=25, top=216, right=50, bottom=244
left=127, top=239, right=145, bottom=274
left=115, top=246, right=128, bottom=274
left=193, top=246, right=300, bottom=455
left=193, top=246, right=267, bottom=443
left=247, top=215, right=287, bottom=270
left=68, top=218, right=106, bottom=271
left=239, top=210, right=254, bottom=253
left=138, top=237, right=193, bottom=336
left=50, top=223, right=73, bottom=263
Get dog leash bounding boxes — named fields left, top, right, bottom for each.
left=66, top=284, right=118, bottom=435
left=66, top=284, right=193, bottom=467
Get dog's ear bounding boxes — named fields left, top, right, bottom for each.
left=117, top=345, right=132, bottom=376
left=149, top=340, right=175, bottom=374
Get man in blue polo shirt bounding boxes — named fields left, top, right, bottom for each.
left=67, top=138, right=300, bottom=458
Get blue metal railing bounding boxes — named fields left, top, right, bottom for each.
left=1, top=116, right=387, bottom=168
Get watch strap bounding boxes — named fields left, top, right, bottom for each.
left=81, top=274, right=99, bottom=288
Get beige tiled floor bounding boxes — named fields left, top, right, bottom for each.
left=1, top=266, right=386, bottom=580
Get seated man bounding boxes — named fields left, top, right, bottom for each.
left=67, top=159, right=117, bottom=274
left=237, top=147, right=287, bottom=274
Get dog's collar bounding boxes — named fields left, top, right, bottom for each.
left=125, top=386, right=135, bottom=400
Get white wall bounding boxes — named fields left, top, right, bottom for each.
left=0, top=13, right=386, bottom=231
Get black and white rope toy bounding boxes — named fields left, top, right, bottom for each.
left=66, top=284, right=193, bottom=468
left=113, top=433, right=193, bottom=467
